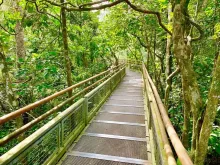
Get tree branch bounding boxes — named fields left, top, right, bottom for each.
left=42, top=0, right=124, bottom=11
left=33, top=2, right=61, bottom=23
left=79, top=0, right=109, bottom=8
left=188, top=18, right=204, bottom=41
left=130, top=33, right=148, bottom=49
left=124, top=0, right=172, bottom=35
left=36, top=0, right=172, bottom=35
left=166, top=67, right=180, bottom=82
left=0, top=24, right=16, bottom=35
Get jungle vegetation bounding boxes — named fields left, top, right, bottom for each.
left=0, top=0, right=219, bottom=164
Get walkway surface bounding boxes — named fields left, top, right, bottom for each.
left=58, top=70, right=151, bottom=165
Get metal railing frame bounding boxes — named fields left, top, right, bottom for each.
left=0, top=65, right=123, bottom=146
left=0, top=66, right=126, bottom=165
left=0, top=64, right=123, bottom=125
left=142, top=62, right=193, bottom=165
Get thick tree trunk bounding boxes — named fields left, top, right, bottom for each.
left=173, top=4, right=202, bottom=159
left=194, top=52, right=220, bottom=165
left=61, top=0, right=72, bottom=97
left=15, top=22, right=25, bottom=60
left=181, top=76, right=191, bottom=149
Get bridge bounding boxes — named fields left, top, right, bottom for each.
left=0, top=63, right=192, bottom=165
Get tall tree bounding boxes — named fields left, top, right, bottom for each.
left=60, top=0, right=72, bottom=97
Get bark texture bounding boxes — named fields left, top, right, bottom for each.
left=195, top=54, right=220, bottom=165
left=173, top=3, right=202, bottom=158
left=61, top=0, right=72, bottom=97
left=164, top=2, right=173, bottom=110
left=15, top=22, right=25, bottom=60
left=14, top=0, right=26, bottom=141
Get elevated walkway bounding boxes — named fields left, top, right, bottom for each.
left=59, top=70, right=151, bottom=165
left=0, top=64, right=193, bottom=165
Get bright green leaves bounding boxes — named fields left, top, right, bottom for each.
left=208, top=127, right=220, bottom=155
left=212, top=23, right=220, bottom=39
left=205, top=6, right=214, bottom=17
left=72, top=25, right=82, bottom=32
left=27, top=5, right=35, bottom=13
left=158, top=0, right=168, bottom=9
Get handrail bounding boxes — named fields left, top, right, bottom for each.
left=0, top=72, right=112, bottom=146
left=0, top=64, right=123, bottom=125
left=142, top=62, right=193, bottom=165
left=0, top=65, right=126, bottom=165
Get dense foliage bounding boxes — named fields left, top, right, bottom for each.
left=0, top=0, right=219, bottom=164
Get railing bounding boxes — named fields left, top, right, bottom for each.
left=0, top=66, right=126, bottom=165
left=0, top=64, right=123, bottom=149
left=142, top=62, right=193, bottom=165
left=126, top=59, right=142, bottom=69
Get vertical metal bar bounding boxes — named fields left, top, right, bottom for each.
left=60, top=121, right=64, bottom=147
left=83, top=97, right=88, bottom=125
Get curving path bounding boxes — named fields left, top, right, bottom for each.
left=58, top=69, right=151, bottom=165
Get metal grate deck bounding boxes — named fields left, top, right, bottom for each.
left=72, top=136, right=148, bottom=160
left=95, top=113, right=145, bottom=124
left=86, top=122, right=147, bottom=138
left=105, top=99, right=144, bottom=106
left=61, top=155, right=139, bottom=165
left=100, top=105, right=144, bottom=113
left=59, top=69, right=151, bottom=165
left=108, top=95, right=143, bottom=100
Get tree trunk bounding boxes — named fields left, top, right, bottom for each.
left=173, top=3, right=202, bottom=159
left=61, top=0, right=72, bottom=97
left=14, top=0, right=26, bottom=141
left=164, top=2, right=173, bottom=110
left=15, top=22, right=25, bottom=63
left=194, top=50, right=220, bottom=165
left=0, top=46, right=20, bottom=136
left=181, top=76, right=191, bottom=149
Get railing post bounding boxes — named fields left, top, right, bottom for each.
left=58, top=123, right=63, bottom=148
left=83, top=96, right=88, bottom=126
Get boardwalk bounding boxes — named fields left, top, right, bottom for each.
left=59, top=70, right=151, bottom=165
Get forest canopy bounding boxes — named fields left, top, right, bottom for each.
left=0, top=0, right=219, bottom=165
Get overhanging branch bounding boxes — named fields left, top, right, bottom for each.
left=0, top=24, right=16, bottom=35
left=33, top=2, right=61, bottom=23
left=39, top=0, right=172, bottom=35
left=130, top=33, right=148, bottom=49
left=79, top=0, right=109, bottom=8
left=188, top=18, right=204, bottom=41
left=43, top=0, right=124, bottom=11
left=124, top=0, right=172, bottom=36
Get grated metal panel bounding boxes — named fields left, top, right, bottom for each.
left=109, top=95, right=143, bottom=100
left=72, top=136, right=148, bottom=160
left=116, top=86, right=142, bottom=90
left=106, top=99, right=144, bottom=106
left=10, top=126, right=59, bottom=165
left=116, top=86, right=143, bottom=93
left=118, top=84, right=142, bottom=88
left=86, top=122, right=147, bottom=138
left=111, top=91, right=143, bottom=96
left=60, top=69, right=151, bottom=165
left=95, top=113, right=145, bottom=124
left=61, top=155, right=138, bottom=165
left=100, top=105, right=144, bottom=113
